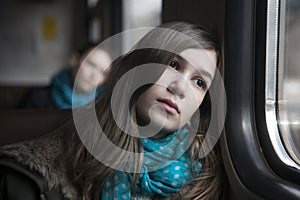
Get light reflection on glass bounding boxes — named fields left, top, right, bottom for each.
left=278, top=0, right=300, bottom=164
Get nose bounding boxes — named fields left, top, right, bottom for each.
left=167, top=78, right=187, bottom=99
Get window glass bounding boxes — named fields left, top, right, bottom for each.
left=122, top=0, right=162, bottom=51
left=278, top=0, right=300, bottom=164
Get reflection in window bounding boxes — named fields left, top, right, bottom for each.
left=278, top=0, right=300, bottom=164
left=122, top=0, right=162, bottom=51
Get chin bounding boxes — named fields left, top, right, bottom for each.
left=153, top=121, right=180, bottom=133
left=75, top=87, right=91, bottom=94
left=150, top=115, right=179, bottom=131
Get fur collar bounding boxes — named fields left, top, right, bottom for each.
left=0, top=128, right=188, bottom=200
left=0, top=128, right=79, bottom=199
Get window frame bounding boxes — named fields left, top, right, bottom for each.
left=264, top=0, right=300, bottom=170
left=223, top=0, right=300, bottom=198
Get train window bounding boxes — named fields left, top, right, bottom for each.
left=122, top=0, right=161, bottom=29
left=266, top=0, right=300, bottom=168
left=278, top=0, right=300, bottom=163
left=224, top=0, right=300, bottom=198
left=122, top=0, right=162, bottom=51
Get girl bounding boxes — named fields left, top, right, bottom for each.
left=20, top=43, right=112, bottom=109
left=0, top=22, right=227, bottom=199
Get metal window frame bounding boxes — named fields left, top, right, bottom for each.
left=265, top=0, right=300, bottom=170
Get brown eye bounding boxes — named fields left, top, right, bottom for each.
left=169, top=60, right=180, bottom=70
left=193, top=78, right=207, bottom=90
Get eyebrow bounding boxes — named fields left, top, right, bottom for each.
left=175, top=55, right=214, bottom=81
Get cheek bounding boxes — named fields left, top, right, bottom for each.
left=183, top=91, right=205, bottom=119
left=77, top=66, right=87, bottom=78
left=156, top=68, right=177, bottom=86
left=135, top=87, right=158, bottom=122
left=75, top=71, right=84, bottom=84
left=83, top=68, right=93, bottom=77
left=135, top=95, right=150, bottom=123
left=194, top=89, right=207, bottom=106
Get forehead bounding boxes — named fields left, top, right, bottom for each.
left=85, top=49, right=111, bottom=67
left=87, top=49, right=110, bottom=60
left=179, top=48, right=217, bottom=78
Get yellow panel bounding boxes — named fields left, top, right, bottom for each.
left=42, top=17, right=57, bottom=40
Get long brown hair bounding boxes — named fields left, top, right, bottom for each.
left=61, top=21, right=227, bottom=199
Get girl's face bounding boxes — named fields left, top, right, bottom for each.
left=136, top=48, right=217, bottom=135
left=76, top=49, right=111, bottom=93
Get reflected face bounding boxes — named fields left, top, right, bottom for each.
left=136, top=48, right=217, bottom=135
left=76, top=49, right=112, bottom=93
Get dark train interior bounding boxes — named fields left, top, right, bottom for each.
left=1, top=0, right=300, bottom=199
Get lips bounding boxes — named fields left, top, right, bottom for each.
left=157, top=98, right=180, bottom=114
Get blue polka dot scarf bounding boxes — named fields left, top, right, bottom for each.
left=101, top=128, right=202, bottom=199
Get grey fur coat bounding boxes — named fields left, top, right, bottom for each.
left=0, top=128, right=79, bottom=199
left=0, top=131, right=181, bottom=199
left=0, top=128, right=189, bottom=200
